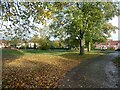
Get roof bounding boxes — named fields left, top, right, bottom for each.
left=96, top=40, right=120, bottom=46
left=108, top=41, right=120, bottom=45
left=0, top=40, right=9, bottom=43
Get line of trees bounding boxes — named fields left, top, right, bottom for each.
left=1, top=2, right=120, bottom=55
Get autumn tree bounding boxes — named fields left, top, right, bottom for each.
left=1, top=2, right=119, bottom=54
left=50, top=2, right=119, bottom=55
left=1, top=2, right=54, bottom=40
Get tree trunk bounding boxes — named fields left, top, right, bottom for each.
left=87, top=42, right=91, bottom=52
left=79, top=39, right=84, bottom=55
left=34, top=43, right=36, bottom=49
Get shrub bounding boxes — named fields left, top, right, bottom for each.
left=108, top=47, right=115, bottom=50
left=38, top=38, right=51, bottom=50
left=115, top=57, right=120, bottom=66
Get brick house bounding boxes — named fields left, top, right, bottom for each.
left=0, top=40, right=10, bottom=48
left=95, top=39, right=120, bottom=50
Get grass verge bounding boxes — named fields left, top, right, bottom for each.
left=114, top=57, right=120, bottom=67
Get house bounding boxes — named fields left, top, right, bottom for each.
left=0, top=40, right=39, bottom=49
left=95, top=39, right=120, bottom=50
left=0, top=40, right=3, bottom=48
left=16, top=42, right=39, bottom=49
left=0, top=40, right=10, bottom=48
left=29, top=43, right=39, bottom=48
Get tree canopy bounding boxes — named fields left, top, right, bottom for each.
left=1, top=2, right=120, bottom=54
left=50, top=2, right=119, bottom=54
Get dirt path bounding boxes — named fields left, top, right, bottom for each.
left=59, top=52, right=120, bottom=88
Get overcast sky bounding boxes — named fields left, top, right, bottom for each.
left=109, top=16, right=119, bottom=40
left=0, top=33, right=2, bottom=40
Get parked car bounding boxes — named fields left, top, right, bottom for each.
left=115, top=49, right=120, bottom=51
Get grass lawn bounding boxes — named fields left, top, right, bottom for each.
left=114, top=56, right=120, bottom=67
left=2, top=48, right=107, bottom=88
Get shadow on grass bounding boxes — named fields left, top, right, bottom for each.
left=22, top=49, right=106, bottom=60
left=2, top=52, right=76, bottom=88
left=22, top=49, right=53, bottom=54
left=2, top=48, right=24, bottom=62
left=114, top=56, right=120, bottom=66
left=22, top=49, right=71, bottom=55
left=2, top=58, right=65, bottom=88
left=59, top=52, right=104, bottom=61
